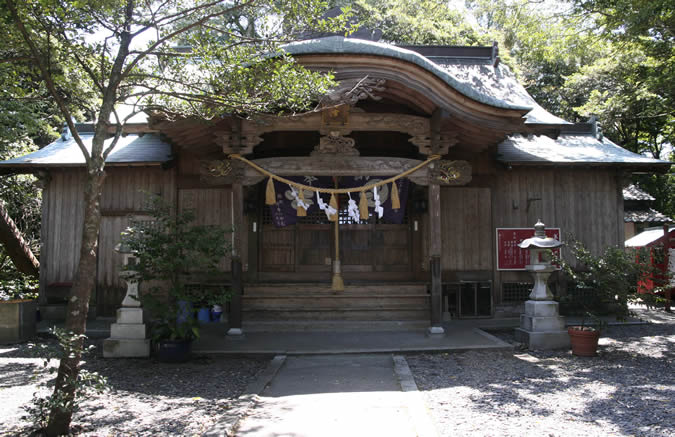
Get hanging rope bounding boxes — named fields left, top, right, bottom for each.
left=229, top=153, right=440, bottom=195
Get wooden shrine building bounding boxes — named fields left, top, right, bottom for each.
left=0, top=36, right=671, bottom=332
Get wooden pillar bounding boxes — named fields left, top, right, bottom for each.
left=428, top=183, right=444, bottom=333
left=227, top=182, right=244, bottom=335
left=38, top=175, right=50, bottom=306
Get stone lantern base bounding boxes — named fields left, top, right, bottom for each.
left=514, top=300, right=570, bottom=350
left=103, top=307, right=150, bottom=358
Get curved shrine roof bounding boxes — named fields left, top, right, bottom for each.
left=283, top=36, right=567, bottom=125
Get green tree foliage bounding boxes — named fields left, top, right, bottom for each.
left=122, top=196, right=231, bottom=342
left=351, top=0, right=673, bottom=216
left=568, top=0, right=674, bottom=217
left=2, top=1, right=351, bottom=434
left=465, top=0, right=606, bottom=120
left=1, top=4, right=100, bottom=279
left=351, top=0, right=491, bottom=46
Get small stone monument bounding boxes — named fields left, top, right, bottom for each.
left=514, top=220, right=570, bottom=349
left=103, top=242, right=150, bottom=358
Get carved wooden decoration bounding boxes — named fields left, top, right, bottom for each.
left=322, top=76, right=386, bottom=106
left=311, top=134, right=359, bottom=156
left=200, top=159, right=259, bottom=185
left=214, top=130, right=262, bottom=155
left=205, top=159, right=232, bottom=177
left=322, top=105, right=350, bottom=128
left=417, top=133, right=458, bottom=155
left=433, top=160, right=472, bottom=185
left=250, top=156, right=422, bottom=176
left=237, top=112, right=440, bottom=154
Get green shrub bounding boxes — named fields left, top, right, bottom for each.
left=121, top=195, right=232, bottom=341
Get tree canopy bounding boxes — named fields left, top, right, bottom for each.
left=347, top=0, right=673, bottom=217
left=2, top=1, right=351, bottom=434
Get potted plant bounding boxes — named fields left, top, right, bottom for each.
left=208, top=286, right=231, bottom=322
left=0, top=277, right=39, bottom=344
left=122, top=196, right=231, bottom=362
left=557, top=239, right=661, bottom=356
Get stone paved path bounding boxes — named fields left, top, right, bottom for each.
left=236, top=354, right=432, bottom=437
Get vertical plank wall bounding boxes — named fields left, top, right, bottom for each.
left=42, top=171, right=86, bottom=288
left=178, top=187, right=234, bottom=271
left=177, top=152, right=239, bottom=272
left=492, top=167, right=624, bottom=302
left=96, top=167, right=176, bottom=315
left=41, top=167, right=176, bottom=315
left=492, top=168, right=622, bottom=255
left=431, top=167, right=623, bottom=305
left=440, top=187, right=493, bottom=274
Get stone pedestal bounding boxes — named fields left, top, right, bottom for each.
left=515, top=300, right=570, bottom=349
left=515, top=221, right=569, bottom=350
left=103, top=271, right=150, bottom=358
left=103, top=307, right=150, bottom=358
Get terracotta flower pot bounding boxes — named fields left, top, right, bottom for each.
left=568, top=326, right=600, bottom=356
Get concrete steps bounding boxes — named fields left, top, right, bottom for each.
left=242, top=283, right=430, bottom=327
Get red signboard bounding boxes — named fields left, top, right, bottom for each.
left=496, top=228, right=561, bottom=271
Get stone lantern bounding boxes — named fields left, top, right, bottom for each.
left=103, top=240, right=150, bottom=358
left=514, top=220, right=570, bottom=349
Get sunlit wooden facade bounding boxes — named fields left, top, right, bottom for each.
left=1, top=36, right=669, bottom=329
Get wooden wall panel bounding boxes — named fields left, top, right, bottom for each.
left=96, top=167, right=176, bottom=292
left=42, top=171, right=86, bottom=286
left=491, top=167, right=622, bottom=283
left=178, top=187, right=234, bottom=271
left=440, top=187, right=492, bottom=272
left=96, top=216, right=128, bottom=315
left=101, top=167, right=176, bottom=212
left=41, top=167, right=176, bottom=313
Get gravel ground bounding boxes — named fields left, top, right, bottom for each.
left=408, top=320, right=674, bottom=437
left=0, top=337, right=267, bottom=436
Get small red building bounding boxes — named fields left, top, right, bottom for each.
left=626, top=225, right=675, bottom=310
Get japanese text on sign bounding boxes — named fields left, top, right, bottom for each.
left=496, top=228, right=561, bottom=270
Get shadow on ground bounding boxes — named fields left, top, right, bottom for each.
left=407, top=322, right=674, bottom=437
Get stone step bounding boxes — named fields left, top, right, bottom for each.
left=242, top=320, right=430, bottom=332
left=245, top=283, right=428, bottom=296
left=243, top=295, right=429, bottom=310
left=243, top=308, right=429, bottom=321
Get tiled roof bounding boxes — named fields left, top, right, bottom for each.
left=284, top=37, right=535, bottom=112
left=0, top=134, right=172, bottom=168
left=624, top=209, right=673, bottom=223
left=623, top=184, right=655, bottom=201
left=433, top=62, right=567, bottom=125
left=497, top=134, right=670, bottom=166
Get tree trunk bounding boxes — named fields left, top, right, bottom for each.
left=0, top=199, right=39, bottom=277
left=45, top=169, right=106, bottom=437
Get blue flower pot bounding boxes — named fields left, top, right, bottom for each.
left=197, top=307, right=211, bottom=324
left=211, top=305, right=223, bottom=322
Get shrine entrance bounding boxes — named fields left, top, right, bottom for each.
left=258, top=190, right=418, bottom=282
